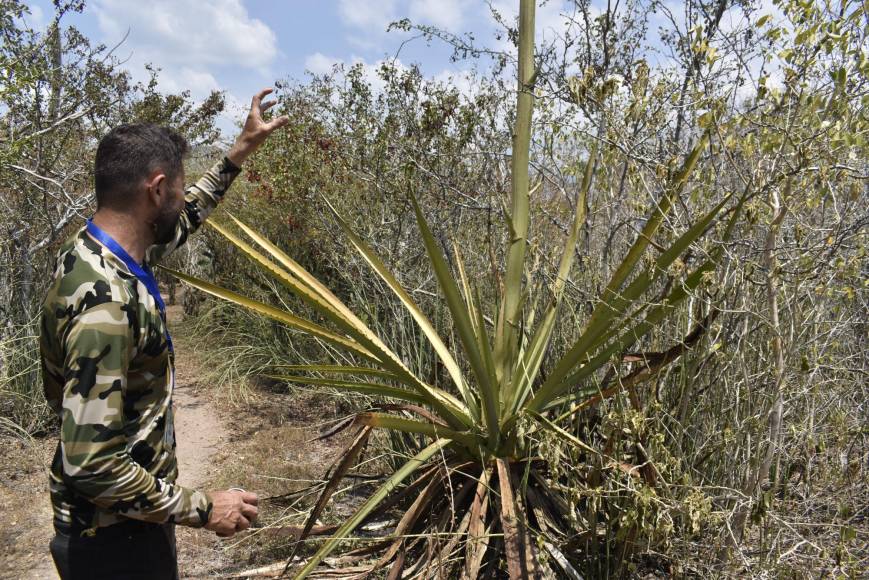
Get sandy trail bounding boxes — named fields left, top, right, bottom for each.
left=170, top=308, right=229, bottom=492
left=165, top=302, right=236, bottom=578
left=2, top=285, right=345, bottom=579
left=0, top=302, right=231, bottom=579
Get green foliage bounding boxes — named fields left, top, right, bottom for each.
left=179, top=0, right=867, bottom=575
left=0, top=0, right=225, bottom=433
left=170, top=1, right=752, bottom=575
left=0, top=0, right=860, bottom=575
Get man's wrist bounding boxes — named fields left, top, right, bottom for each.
left=226, top=139, right=255, bottom=167
left=225, top=148, right=246, bottom=168
left=185, top=488, right=213, bottom=528
left=201, top=491, right=214, bottom=527
left=223, top=155, right=242, bottom=174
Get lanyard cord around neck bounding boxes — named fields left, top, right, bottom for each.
left=85, top=219, right=174, bottom=354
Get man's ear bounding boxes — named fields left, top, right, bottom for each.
left=144, top=170, right=167, bottom=208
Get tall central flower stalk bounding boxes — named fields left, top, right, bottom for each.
left=167, top=0, right=745, bottom=575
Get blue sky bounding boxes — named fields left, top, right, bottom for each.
left=21, top=1, right=770, bottom=136
left=22, top=0, right=564, bottom=135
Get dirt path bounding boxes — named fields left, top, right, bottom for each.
left=0, top=436, right=57, bottom=580
left=1, top=297, right=346, bottom=579
left=167, top=302, right=238, bottom=578
left=169, top=304, right=230, bottom=491
left=0, top=304, right=235, bottom=579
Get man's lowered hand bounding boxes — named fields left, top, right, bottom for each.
left=205, top=489, right=259, bottom=537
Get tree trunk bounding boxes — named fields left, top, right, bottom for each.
left=725, top=182, right=789, bottom=555
left=48, top=22, right=63, bottom=123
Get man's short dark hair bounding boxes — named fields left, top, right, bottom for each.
left=94, top=124, right=189, bottom=209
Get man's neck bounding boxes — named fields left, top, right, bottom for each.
left=91, top=209, right=153, bottom=264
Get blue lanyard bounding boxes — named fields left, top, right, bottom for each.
left=85, top=219, right=174, bottom=354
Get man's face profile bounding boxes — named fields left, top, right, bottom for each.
left=153, top=170, right=185, bottom=245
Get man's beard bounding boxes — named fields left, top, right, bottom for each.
left=154, top=204, right=181, bottom=245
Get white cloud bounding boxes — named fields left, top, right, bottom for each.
left=219, top=91, right=250, bottom=133
left=155, top=68, right=221, bottom=95
left=22, top=3, right=45, bottom=30
left=305, top=52, right=343, bottom=76
left=92, top=0, right=277, bottom=96
left=302, top=53, right=408, bottom=94
left=719, top=5, right=748, bottom=36
left=408, top=0, right=472, bottom=32
left=338, top=0, right=478, bottom=52
left=535, top=1, right=576, bottom=43
left=94, top=0, right=277, bottom=71
left=338, top=0, right=399, bottom=32
left=303, top=52, right=480, bottom=102
left=91, top=0, right=278, bottom=137
left=488, top=1, right=574, bottom=55
left=433, top=67, right=478, bottom=98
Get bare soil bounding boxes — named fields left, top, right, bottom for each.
left=0, top=436, right=57, bottom=579
left=0, top=301, right=348, bottom=579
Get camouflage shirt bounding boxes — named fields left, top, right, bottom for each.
left=40, top=156, right=241, bottom=535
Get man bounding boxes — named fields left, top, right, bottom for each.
left=39, top=88, right=288, bottom=578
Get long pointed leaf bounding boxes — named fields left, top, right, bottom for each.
left=455, top=244, right=499, bottom=415
left=455, top=243, right=502, bottom=408
left=266, top=375, right=429, bottom=405
left=356, top=412, right=482, bottom=450
left=207, top=219, right=473, bottom=430
left=454, top=242, right=481, bottom=341
left=408, top=193, right=500, bottom=446
left=472, top=288, right=499, bottom=408
left=531, top=258, right=714, bottom=411
left=564, top=194, right=731, bottom=361
left=506, top=145, right=598, bottom=416
left=325, top=200, right=478, bottom=420
left=522, top=188, right=750, bottom=417
left=541, top=134, right=709, bottom=398
left=604, top=133, right=709, bottom=295
left=161, top=267, right=375, bottom=361
left=293, top=439, right=451, bottom=579
left=220, top=216, right=355, bottom=324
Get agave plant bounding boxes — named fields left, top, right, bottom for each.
left=166, top=1, right=745, bottom=576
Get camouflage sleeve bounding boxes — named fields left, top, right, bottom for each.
left=146, top=155, right=242, bottom=264
left=60, top=301, right=212, bottom=527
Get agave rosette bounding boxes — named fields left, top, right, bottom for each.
left=164, top=2, right=746, bottom=576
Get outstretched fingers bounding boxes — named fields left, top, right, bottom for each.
left=251, top=87, right=273, bottom=109
left=265, top=116, right=290, bottom=131
left=249, top=89, right=286, bottom=132
left=227, top=88, right=287, bottom=164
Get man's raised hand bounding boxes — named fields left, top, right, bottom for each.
left=226, top=87, right=289, bottom=167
